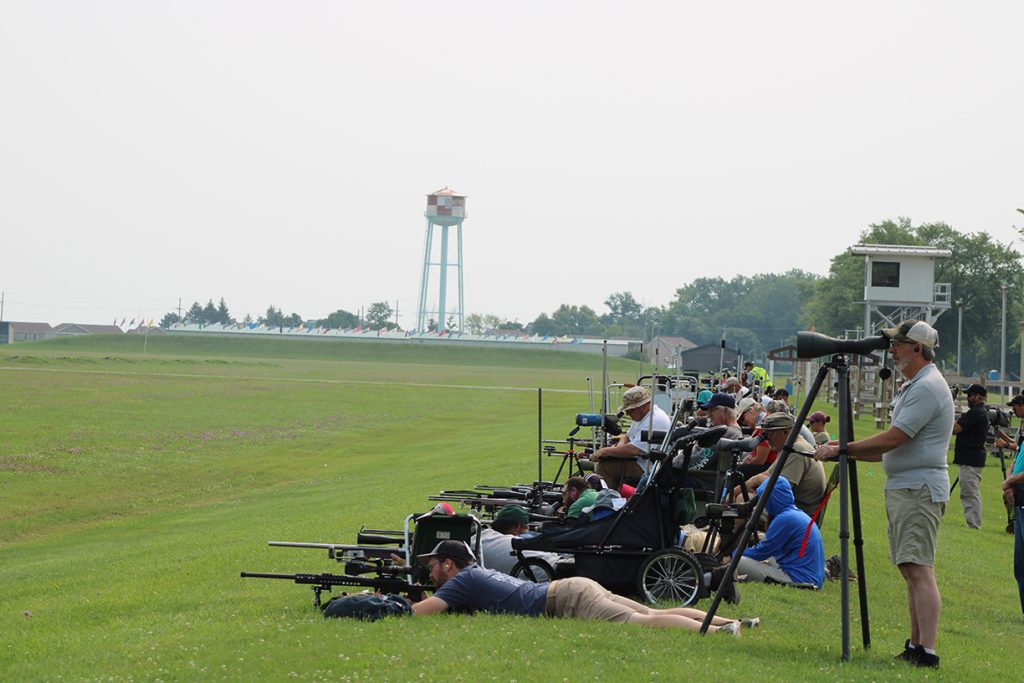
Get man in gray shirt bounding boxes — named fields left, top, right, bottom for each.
left=814, top=320, right=952, bottom=669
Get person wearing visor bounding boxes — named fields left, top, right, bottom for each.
left=813, top=320, right=951, bottom=668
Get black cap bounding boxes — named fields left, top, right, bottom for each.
left=703, top=392, right=736, bottom=411
left=1009, top=395, right=1024, bottom=407
left=966, top=383, right=987, bottom=397
left=417, top=540, right=476, bottom=566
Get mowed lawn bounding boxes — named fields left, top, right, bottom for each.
left=0, top=335, right=1018, bottom=681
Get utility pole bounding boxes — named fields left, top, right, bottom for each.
left=0, top=291, right=5, bottom=325
left=177, top=297, right=182, bottom=319
left=394, top=300, right=400, bottom=328
left=1001, top=284, right=1008, bottom=401
left=955, top=299, right=964, bottom=376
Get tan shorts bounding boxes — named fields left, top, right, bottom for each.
left=885, top=486, right=945, bottom=566
left=545, top=577, right=648, bottom=623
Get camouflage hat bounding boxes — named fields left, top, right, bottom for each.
left=761, top=412, right=796, bottom=432
left=619, top=386, right=652, bottom=412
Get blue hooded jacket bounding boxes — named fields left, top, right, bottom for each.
left=741, top=476, right=825, bottom=587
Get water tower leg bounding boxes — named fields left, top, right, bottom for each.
left=438, top=225, right=449, bottom=332
left=457, top=222, right=464, bottom=333
left=417, top=220, right=434, bottom=331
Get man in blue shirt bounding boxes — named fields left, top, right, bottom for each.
left=410, top=540, right=750, bottom=635
left=735, top=477, right=825, bottom=588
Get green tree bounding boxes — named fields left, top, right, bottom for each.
left=202, top=299, right=218, bottom=325
left=315, top=309, right=358, bottom=329
left=159, top=312, right=181, bottom=328
left=184, top=301, right=204, bottom=325
left=550, top=304, right=602, bottom=335
left=529, top=313, right=558, bottom=336
left=366, top=301, right=395, bottom=329
left=216, top=298, right=234, bottom=325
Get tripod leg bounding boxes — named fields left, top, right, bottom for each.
left=848, top=460, right=871, bottom=650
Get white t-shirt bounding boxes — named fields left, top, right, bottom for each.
left=476, top=527, right=560, bottom=575
left=627, top=404, right=672, bottom=474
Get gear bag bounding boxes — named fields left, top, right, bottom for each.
left=321, top=593, right=411, bottom=621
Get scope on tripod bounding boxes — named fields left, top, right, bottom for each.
left=574, top=413, right=622, bottom=436
left=796, top=331, right=890, bottom=359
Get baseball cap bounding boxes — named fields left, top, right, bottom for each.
left=773, top=388, right=789, bottom=398
left=1008, top=394, right=1024, bottom=407
left=619, top=386, right=652, bottom=412
left=761, top=412, right=796, bottom=431
left=703, top=392, right=736, bottom=411
left=881, top=320, right=939, bottom=349
left=696, top=389, right=714, bottom=407
left=808, top=411, right=831, bottom=424
left=493, top=505, right=530, bottom=525
left=417, top=540, right=476, bottom=566
left=965, top=383, right=987, bottom=397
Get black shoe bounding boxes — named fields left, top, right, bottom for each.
left=894, top=640, right=920, bottom=663
left=914, top=651, right=940, bottom=668
left=710, top=567, right=741, bottom=605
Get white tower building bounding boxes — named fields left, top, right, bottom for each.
left=416, top=187, right=467, bottom=333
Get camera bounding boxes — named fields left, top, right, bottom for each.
left=796, top=331, right=889, bottom=359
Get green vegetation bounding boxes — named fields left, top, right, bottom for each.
left=1, top=336, right=1017, bottom=681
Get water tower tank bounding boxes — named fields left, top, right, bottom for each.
left=425, top=187, right=467, bottom=227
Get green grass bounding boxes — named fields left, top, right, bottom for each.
left=0, top=335, right=1018, bottom=681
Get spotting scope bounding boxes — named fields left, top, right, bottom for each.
left=796, top=331, right=890, bottom=359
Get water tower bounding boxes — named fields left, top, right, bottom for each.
left=415, top=187, right=467, bottom=333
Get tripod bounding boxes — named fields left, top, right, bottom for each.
left=700, top=353, right=871, bottom=661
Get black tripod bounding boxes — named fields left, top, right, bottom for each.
left=700, top=352, right=871, bottom=661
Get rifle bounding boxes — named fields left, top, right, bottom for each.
left=240, top=570, right=432, bottom=608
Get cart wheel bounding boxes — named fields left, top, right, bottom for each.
left=637, top=548, right=703, bottom=606
left=510, top=558, right=554, bottom=583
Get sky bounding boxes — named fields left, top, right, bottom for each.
left=2, top=1, right=1022, bottom=328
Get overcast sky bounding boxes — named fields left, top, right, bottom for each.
left=2, top=1, right=1022, bottom=328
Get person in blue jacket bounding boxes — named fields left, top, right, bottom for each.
left=735, top=476, right=825, bottom=588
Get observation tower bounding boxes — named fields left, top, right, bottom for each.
left=415, top=187, right=467, bottom=333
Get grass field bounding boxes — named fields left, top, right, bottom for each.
left=1, top=335, right=1017, bottom=681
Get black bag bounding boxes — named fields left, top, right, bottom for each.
left=321, top=593, right=411, bottom=621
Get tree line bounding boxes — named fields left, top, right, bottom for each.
left=158, top=216, right=1023, bottom=377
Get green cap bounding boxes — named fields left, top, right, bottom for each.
left=493, top=505, right=530, bottom=525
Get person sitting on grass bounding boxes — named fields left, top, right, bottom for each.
left=734, top=477, right=825, bottom=588
left=411, top=541, right=758, bottom=636
left=476, top=505, right=561, bottom=575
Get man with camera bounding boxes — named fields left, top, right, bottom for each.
left=588, top=386, right=670, bottom=490
left=952, top=384, right=989, bottom=529
left=813, top=320, right=951, bottom=669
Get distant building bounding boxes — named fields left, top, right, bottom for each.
left=0, top=321, right=57, bottom=344
left=648, top=335, right=698, bottom=365
left=680, top=342, right=739, bottom=374
left=53, top=323, right=124, bottom=337
left=0, top=321, right=124, bottom=344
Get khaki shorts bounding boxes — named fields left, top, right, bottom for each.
left=885, top=486, right=945, bottom=566
left=545, top=577, right=648, bottom=623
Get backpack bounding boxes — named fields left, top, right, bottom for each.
left=321, top=593, right=411, bottom=621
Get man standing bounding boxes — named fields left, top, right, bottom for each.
left=952, top=384, right=989, bottom=529
left=814, top=320, right=952, bottom=669
left=589, top=386, right=669, bottom=490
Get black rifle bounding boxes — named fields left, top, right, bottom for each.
left=240, top=571, right=432, bottom=608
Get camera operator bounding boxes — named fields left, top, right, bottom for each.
left=813, top=320, right=951, bottom=668
left=952, top=384, right=989, bottom=529
left=588, top=386, right=669, bottom=491
left=734, top=477, right=825, bottom=588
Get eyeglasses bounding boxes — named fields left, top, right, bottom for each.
left=889, top=340, right=915, bottom=348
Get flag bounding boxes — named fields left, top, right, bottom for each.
left=130, top=319, right=135, bottom=326
left=121, top=318, right=127, bottom=326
